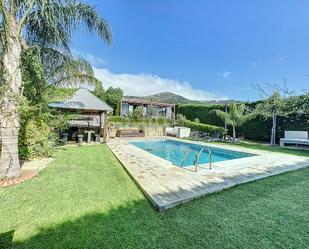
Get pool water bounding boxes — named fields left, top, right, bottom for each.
left=130, top=140, right=255, bottom=166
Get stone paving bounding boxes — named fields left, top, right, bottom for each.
left=107, top=138, right=309, bottom=211
left=0, top=158, right=53, bottom=188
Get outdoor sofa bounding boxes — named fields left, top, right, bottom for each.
left=165, top=126, right=191, bottom=138
left=280, top=131, right=309, bottom=147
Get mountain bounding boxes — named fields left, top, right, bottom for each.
left=124, top=92, right=237, bottom=105
left=144, top=92, right=190, bottom=104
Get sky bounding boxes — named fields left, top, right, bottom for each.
left=72, top=0, right=309, bottom=101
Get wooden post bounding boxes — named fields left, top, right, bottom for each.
left=119, top=99, right=122, bottom=116
left=99, top=111, right=102, bottom=130
left=103, top=112, right=108, bottom=143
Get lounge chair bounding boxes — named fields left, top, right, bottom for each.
left=280, top=131, right=309, bottom=147
left=190, top=131, right=201, bottom=141
left=199, top=131, right=223, bottom=142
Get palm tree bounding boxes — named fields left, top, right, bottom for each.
left=22, top=46, right=101, bottom=103
left=214, top=103, right=253, bottom=143
left=0, top=0, right=111, bottom=178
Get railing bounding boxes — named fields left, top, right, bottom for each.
left=181, top=149, right=191, bottom=166
left=160, top=133, right=166, bottom=141
left=180, top=147, right=212, bottom=172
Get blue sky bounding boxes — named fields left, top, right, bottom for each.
left=72, top=0, right=309, bottom=101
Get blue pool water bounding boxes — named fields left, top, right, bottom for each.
left=130, top=140, right=255, bottom=166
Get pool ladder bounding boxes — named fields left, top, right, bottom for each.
left=180, top=147, right=212, bottom=172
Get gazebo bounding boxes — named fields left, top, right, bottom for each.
left=49, top=88, right=113, bottom=143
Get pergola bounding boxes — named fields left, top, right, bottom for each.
left=49, top=88, right=113, bottom=142
left=120, top=97, right=176, bottom=121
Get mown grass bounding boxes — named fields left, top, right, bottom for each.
left=1, top=145, right=308, bottom=249
left=217, top=140, right=309, bottom=157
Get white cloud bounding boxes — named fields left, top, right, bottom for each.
left=72, top=49, right=107, bottom=67
left=84, top=53, right=107, bottom=67
left=93, top=68, right=227, bottom=100
left=222, top=72, right=231, bottom=78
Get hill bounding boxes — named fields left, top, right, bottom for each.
left=124, top=92, right=235, bottom=105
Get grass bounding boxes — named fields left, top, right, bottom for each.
left=0, top=144, right=308, bottom=249
left=217, top=140, right=309, bottom=157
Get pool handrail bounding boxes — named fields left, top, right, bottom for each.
left=181, top=147, right=212, bottom=171
left=194, top=147, right=212, bottom=171
left=180, top=149, right=191, bottom=166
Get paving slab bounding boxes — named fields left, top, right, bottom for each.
left=107, top=138, right=309, bottom=211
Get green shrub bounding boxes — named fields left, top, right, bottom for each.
left=20, top=120, right=55, bottom=159
left=182, top=120, right=225, bottom=135
left=177, top=104, right=309, bottom=141
left=107, top=115, right=173, bottom=128
left=177, top=104, right=225, bottom=127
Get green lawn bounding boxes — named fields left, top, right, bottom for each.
left=218, top=140, right=309, bottom=157
left=1, top=145, right=308, bottom=249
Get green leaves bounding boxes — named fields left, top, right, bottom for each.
left=21, top=0, right=111, bottom=50
left=255, top=91, right=290, bottom=119
left=214, top=102, right=254, bottom=128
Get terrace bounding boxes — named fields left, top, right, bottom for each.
left=120, top=97, right=176, bottom=120
left=107, top=137, right=309, bottom=211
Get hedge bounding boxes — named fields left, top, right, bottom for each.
left=177, top=104, right=309, bottom=142
left=182, top=120, right=225, bottom=135
left=177, top=104, right=225, bottom=127
left=107, top=115, right=173, bottom=127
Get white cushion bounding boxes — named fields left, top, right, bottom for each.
left=284, top=131, right=308, bottom=139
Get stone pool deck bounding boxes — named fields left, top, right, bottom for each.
left=107, top=138, right=309, bottom=211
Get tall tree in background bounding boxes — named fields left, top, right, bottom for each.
left=0, top=0, right=111, bottom=178
left=254, top=84, right=291, bottom=147
left=103, top=87, right=123, bottom=115
left=214, top=102, right=253, bottom=143
left=93, top=82, right=105, bottom=100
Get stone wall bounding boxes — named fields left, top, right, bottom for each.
left=108, top=125, right=164, bottom=138
left=144, top=127, right=164, bottom=137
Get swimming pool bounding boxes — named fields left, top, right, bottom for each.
left=130, top=140, right=255, bottom=166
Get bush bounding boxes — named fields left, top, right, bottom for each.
left=182, top=120, right=225, bottom=135
left=177, top=104, right=225, bottom=127
left=177, top=104, right=309, bottom=141
left=107, top=116, right=173, bottom=128
left=20, top=120, right=55, bottom=159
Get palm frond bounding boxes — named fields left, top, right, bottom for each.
left=51, top=74, right=101, bottom=88
left=213, top=103, right=254, bottom=127
left=22, top=0, right=112, bottom=51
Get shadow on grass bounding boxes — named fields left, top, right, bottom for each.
left=0, top=230, right=14, bottom=249
left=1, top=200, right=165, bottom=249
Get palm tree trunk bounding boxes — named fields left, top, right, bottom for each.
left=232, top=125, right=236, bottom=143
left=0, top=16, right=22, bottom=178
left=270, top=110, right=276, bottom=147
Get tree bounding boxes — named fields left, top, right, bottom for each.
left=20, top=46, right=99, bottom=159
left=214, top=103, right=253, bottom=143
left=131, top=106, right=144, bottom=121
left=0, top=0, right=111, bottom=178
left=286, top=91, right=309, bottom=115
left=93, top=83, right=105, bottom=100
left=255, top=90, right=290, bottom=147
left=104, top=87, right=123, bottom=115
